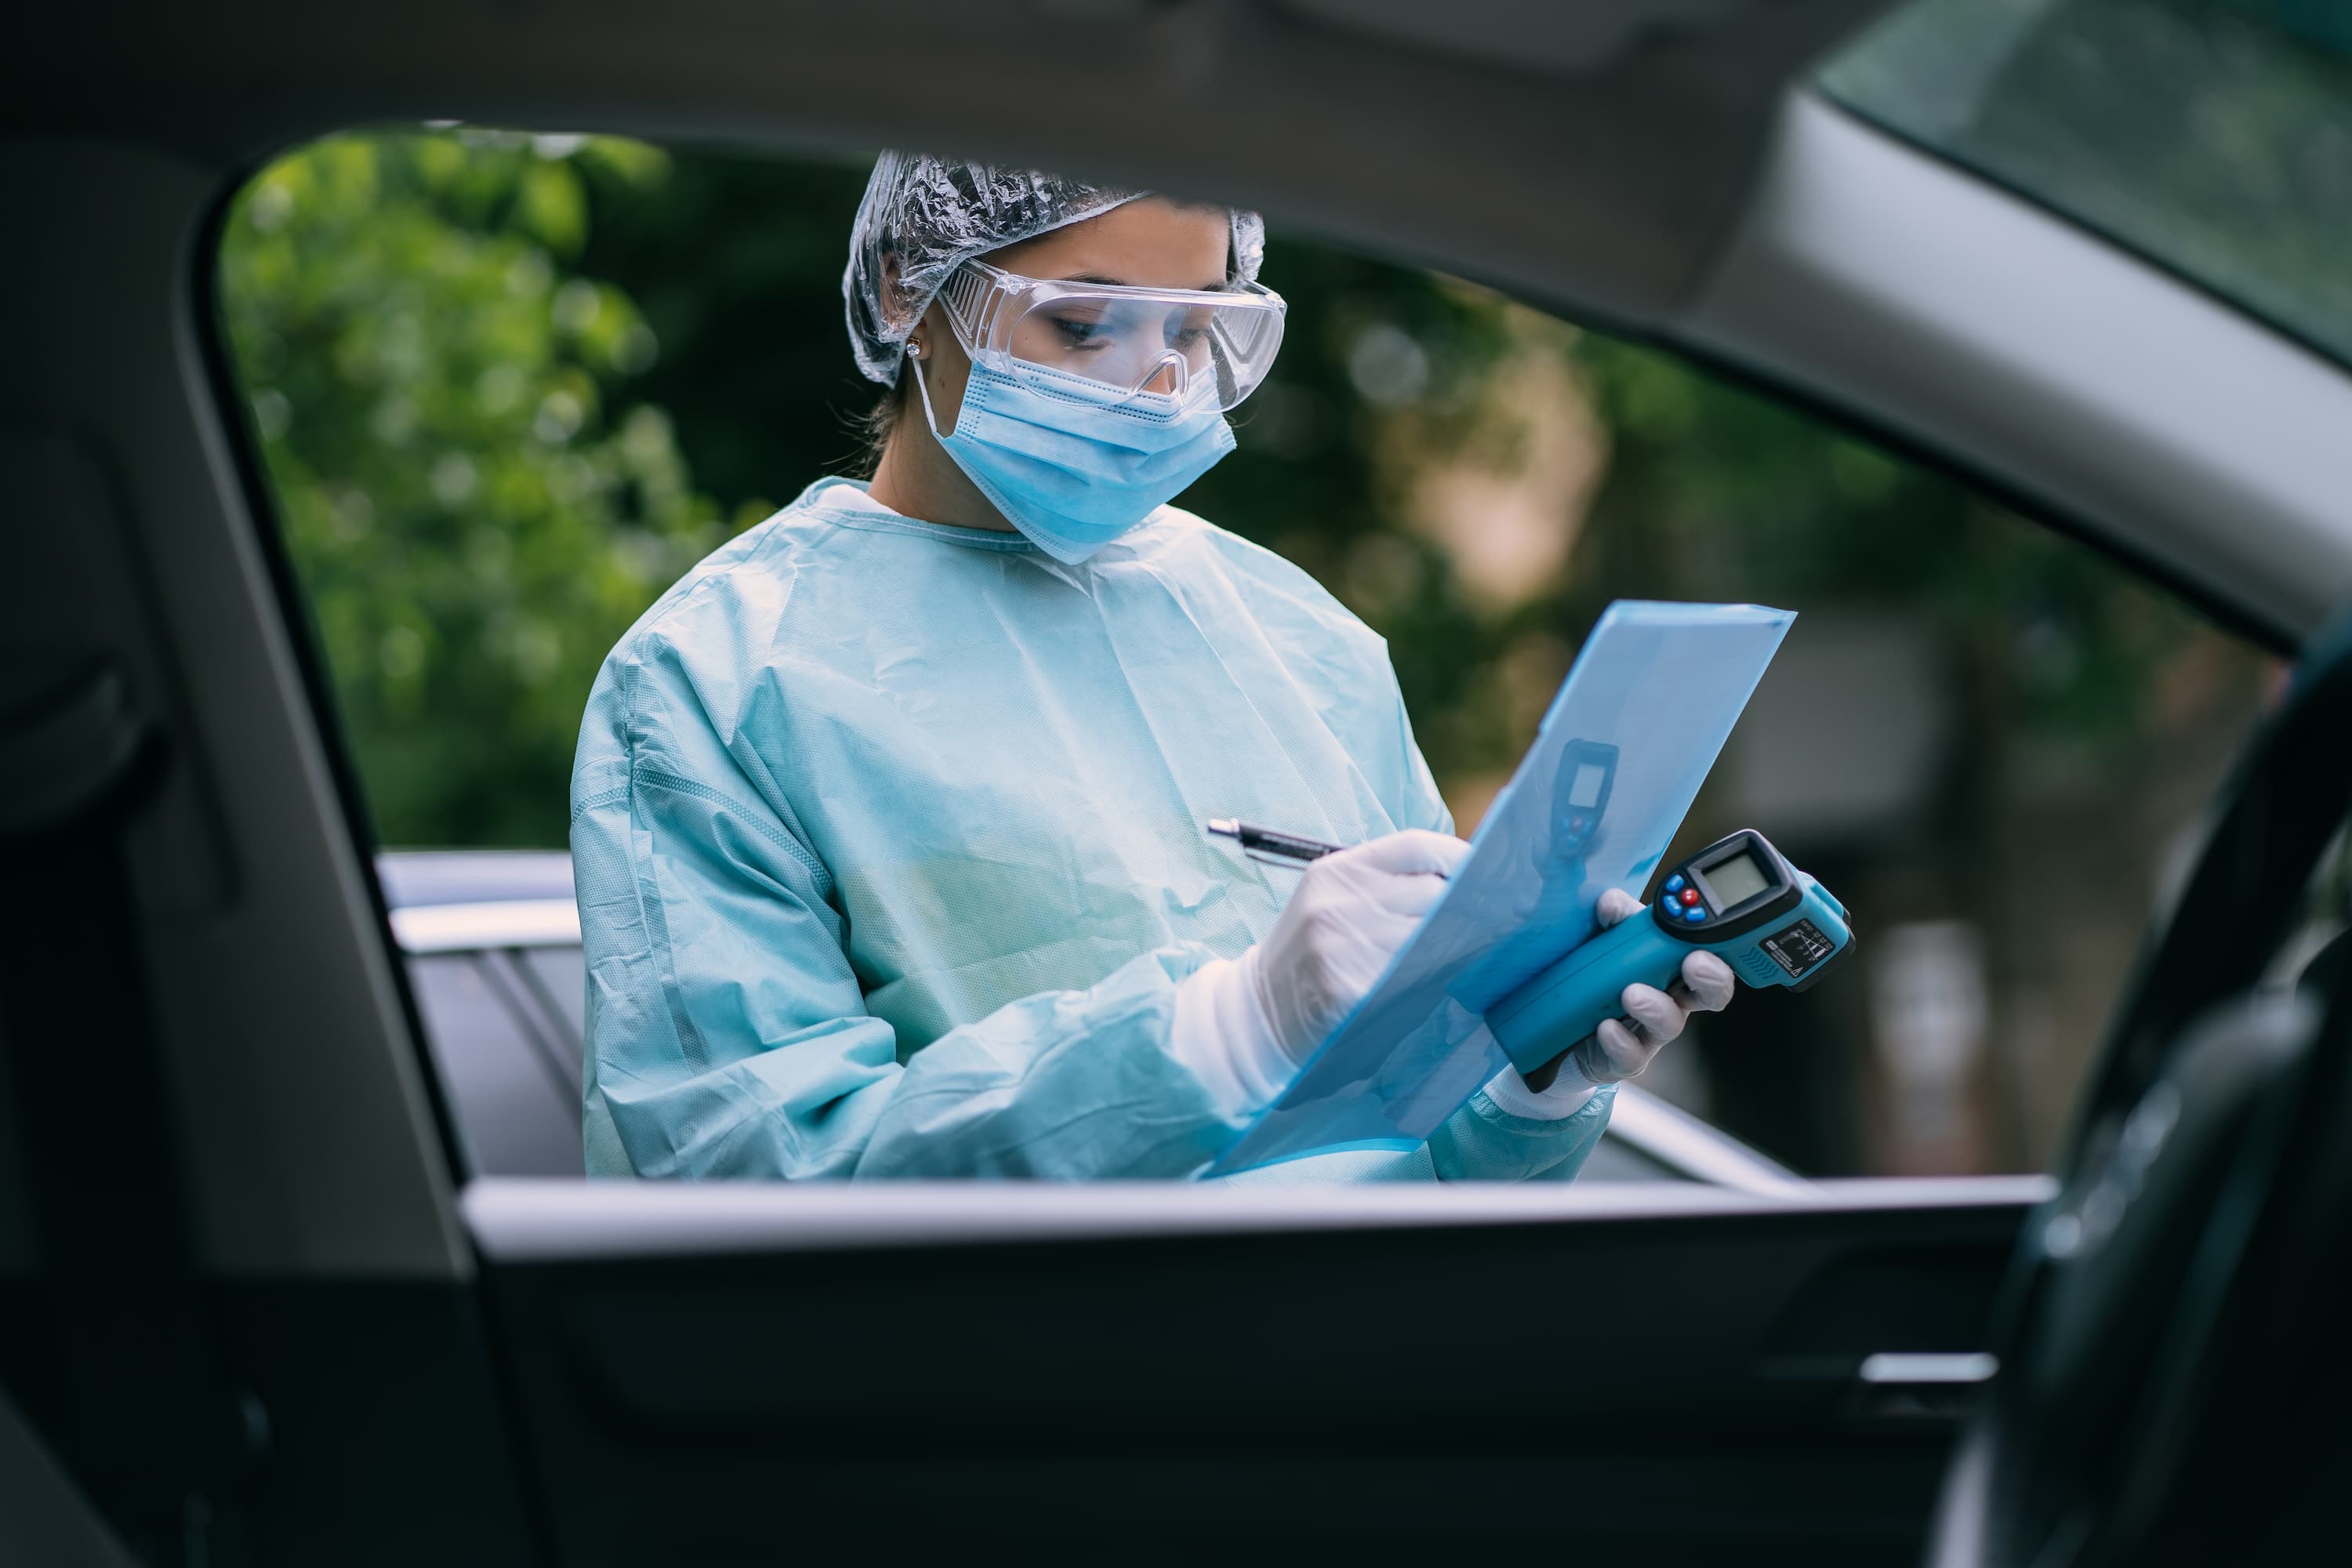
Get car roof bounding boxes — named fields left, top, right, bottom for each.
left=379, top=853, right=580, bottom=953
left=378, top=851, right=575, bottom=910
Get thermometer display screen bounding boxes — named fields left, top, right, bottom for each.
left=1704, top=850, right=1772, bottom=908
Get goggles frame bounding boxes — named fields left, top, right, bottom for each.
left=937, top=260, right=1287, bottom=407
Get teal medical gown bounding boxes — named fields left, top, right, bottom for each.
left=571, top=478, right=1613, bottom=1181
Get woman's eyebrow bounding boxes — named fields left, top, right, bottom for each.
left=1059, top=271, right=1232, bottom=292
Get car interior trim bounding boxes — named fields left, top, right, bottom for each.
left=1682, top=93, right=2352, bottom=644
left=3, top=142, right=474, bottom=1280
left=1858, top=1351, right=1999, bottom=1386
left=390, top=900, right=585, bottom=954
left=461, top=1174, right=2058, bottom=1262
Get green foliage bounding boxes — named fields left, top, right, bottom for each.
left=1567, top=336, right=2199, bottom=754
left=221, top=131, right=726, bottom=845
left=570, top=150, right=880, bottom=514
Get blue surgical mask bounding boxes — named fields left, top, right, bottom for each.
left=909, top=352, right=1238, bottom=564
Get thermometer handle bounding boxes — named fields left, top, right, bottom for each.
left=1485, top=834, right=1853, bottom=1084
left=1487, top=910, right=1690, bottom=1080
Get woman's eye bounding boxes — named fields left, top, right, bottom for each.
left=1051, top=314, right=1108, bottom=347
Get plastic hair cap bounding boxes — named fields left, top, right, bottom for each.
left=843, top=151, right=1267, bottom=385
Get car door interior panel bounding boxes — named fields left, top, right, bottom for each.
left=466, top=1181, right=2035, bottom=1562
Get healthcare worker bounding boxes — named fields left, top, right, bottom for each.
left=570, top=154, right=1737, bottom=1180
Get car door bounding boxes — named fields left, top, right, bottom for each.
left=460, top=1186, right=2032, bottom=1563
left=7, top=3, right=2342, bottom=1564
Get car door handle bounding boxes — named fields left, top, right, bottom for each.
left=1858, top=1352, right=1998, bottom=1386
left=1848, top=1352, right=1998, bottom=1426
left=1755, top=1349, right=2000, bottom=1428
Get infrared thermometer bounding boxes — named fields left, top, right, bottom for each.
left=1487, top=829, right=1854, bottom=1086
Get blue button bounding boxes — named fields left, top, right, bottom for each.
left=1664, top=873, right=1686, bottom=895
left=1682, top=904, right=1708, bottom=923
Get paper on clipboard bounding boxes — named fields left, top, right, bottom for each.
left=1206, top=601, right=1793, bottom=1176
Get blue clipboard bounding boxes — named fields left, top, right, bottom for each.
left=1206, top=600, right=1794, bottom=1176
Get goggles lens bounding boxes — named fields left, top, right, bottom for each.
left=942, top=263, right=1286, bottom=411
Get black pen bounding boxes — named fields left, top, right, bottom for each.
left=1206, top=817, right=1344, bottom=869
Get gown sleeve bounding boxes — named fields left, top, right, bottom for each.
left=571, top=634, right=1240, bottom=1181
left=1428, top=1083, right=1614, bottom=1182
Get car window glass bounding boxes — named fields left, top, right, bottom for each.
left=404, top=953, right=586, bottom=1178
left=1821, top=0, right=2352, bottom=368
left=519, top=946, right=589, bottom=1044
left=218, top=129, right=2271, bottom=1181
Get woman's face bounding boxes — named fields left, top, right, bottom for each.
left=913, top=196, right=1232, bottom=430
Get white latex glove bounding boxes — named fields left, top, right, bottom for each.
left=1170, top=829, right=1470, bottom=1119
left=1558, top=886, right=1737, bottom=1087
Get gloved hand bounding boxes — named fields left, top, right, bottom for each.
left=1170, top=829, right=1469, bottom=1117
left=1247, top=829, right=1470, bottom=1061
left=1560, top=886, right=1737, bottom=1087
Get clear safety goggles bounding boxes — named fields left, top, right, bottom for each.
left=937, top=260, right=1287, bottom=411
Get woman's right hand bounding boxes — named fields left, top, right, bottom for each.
left=1169, top=829, right=1469, bottom=1119
left=1245, top=829, right=1469, bottom=1063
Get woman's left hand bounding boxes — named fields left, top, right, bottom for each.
left=1566, top=887, right=1737, bottom=1087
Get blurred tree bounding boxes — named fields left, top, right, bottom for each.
left=220, top=131, right=727, bottom=846
left=1566, top=335, right=2205, bottom=757
left=571, top=150, right=877, bottom=516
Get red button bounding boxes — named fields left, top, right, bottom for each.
left=1679, top=887, right=1701, bottom=907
